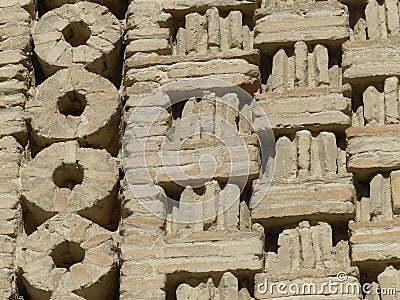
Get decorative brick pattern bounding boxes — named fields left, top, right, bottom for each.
left=0, top=0, right=397, bottom=299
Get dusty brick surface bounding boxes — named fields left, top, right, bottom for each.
left=0, top=0, right=397, bottom=299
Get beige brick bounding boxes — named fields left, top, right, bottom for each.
left=254, top=2, right=349, bottom=50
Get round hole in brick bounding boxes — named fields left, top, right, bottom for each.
left=62, top=21, right=91, bottom=47
left=57, top=91, right=87, bottom=117
left=52, top=241, right=85, bottom=270
left=53, top=163, right=84, bottom=190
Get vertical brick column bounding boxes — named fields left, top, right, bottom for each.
left=342, top=0, right=400, bottom=293
left=252, top=0, right=360, bottom=298
left=17, top=1, right=125, bottom=299
left=0, top=0, right=34, bottom=298
left=121, top=1, right=265, bottom=298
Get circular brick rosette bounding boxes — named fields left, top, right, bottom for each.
left=27, top=68, right=120, bottom=155
left=41, top=0, right=127, bottom=19
left=19, top=214, right=118, bottom=300
left=21, top=141, right=119, bottom=230
left=33, top=2, right=123, bottom=83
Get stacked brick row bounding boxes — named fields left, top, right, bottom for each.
left=15, top=1, right=125, bottom=299
left=123, top=0, right=260, bottom=113
left=0, top=0, right=34, bottom=298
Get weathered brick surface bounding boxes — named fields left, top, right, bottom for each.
left=18, top=214, right=119, bottom=299
left=254, top=1, right=350, bottom=50
left=0, top=0, right=397, bottom=299
left=33, top=2, right=123, bottom=84
left=0, top=0, right=34, bottom=298
left=27, top=67, right=121, bottom=155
